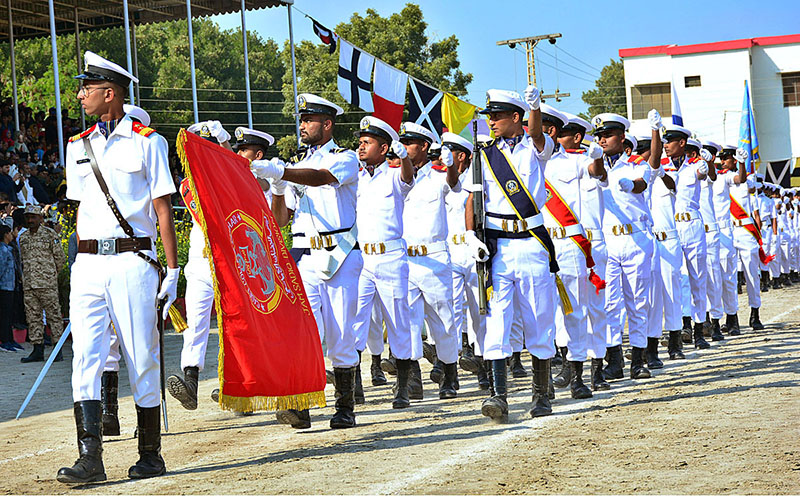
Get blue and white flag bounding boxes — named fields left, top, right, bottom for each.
left=671, top=78, right=683, bottom=126
left=739, top=80, right=760, bottom=175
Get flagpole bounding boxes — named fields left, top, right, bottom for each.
left=286, top=2, right=301, bottom=145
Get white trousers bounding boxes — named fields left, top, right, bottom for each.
left=676, top=218, right=708, bottom=323
left=408, top=250, right=459, bottom=364
left=553, top=240, right=589, bottom=362
left=354, top=247, right=412, bottom=360
left=780, top=233, right=791, bottom=275
left=585, top=240, right=608, bottom=359
left=484, top=237, right=556, bottom=361
left=733, top=227, right=761, bottom=309
left=760, top=228, right=773, bottom=272
left=181, top=258, right=214, bottom=371
left=651, top=234, right=683, bottom=333
left=298, top=249, right=361, bottom=368
left=604, top=230, right=653, bottom=349
left=719, top=227, right=739, bottom=316
left=71, top=252, right=161, bottom=407
left=451, top=247, right=486, bottom=356
left=705, top=230, right=723, bottom=319
left=770, top=232, right=783, bottom=278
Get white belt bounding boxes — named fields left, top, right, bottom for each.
left=485, top=213, right=544, bottom=233
left=449, top=232, right=468, bottom=246
left=704, top=222, right=719, bottom=233
left=585, top=228, right=604, bottom=242
left=406, top=240, right=448, bottom=257
left=733, top=218, right=754, bottom=227
left=603, top=220, right=650, bottom=236
left=674, top=212, right=696, bottom=222
left=361, top=239, right=405, bottom=255
left=546, top=224, right=585, bottom=240
left=718, top=219, right=733, bottom=230
left=652, top=228, right=678, bottom=242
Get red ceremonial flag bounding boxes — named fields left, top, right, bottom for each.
left=177, top=130, right=327, bottom=412
left=372, top=59, right=408, bottom=130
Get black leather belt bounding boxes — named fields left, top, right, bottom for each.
left=78, top=237, right=152, bottom=255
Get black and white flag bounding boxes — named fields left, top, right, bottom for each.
left=337, top=40, right=374, bottom=112
left=407, top=79, right=443, bottom=141
left=312, top=18, right=337, bottom=54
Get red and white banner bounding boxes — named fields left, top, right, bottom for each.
left=372, top=60, right=408, bottom=130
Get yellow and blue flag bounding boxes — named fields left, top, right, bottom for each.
left=739, top=80, right=760, bottom=175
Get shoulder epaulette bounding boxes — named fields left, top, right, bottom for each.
left=687, top=157, right=700, bottom=164
left=69, top=125, right=96, bottom=143
left=565, top=148, right=586, bottom=154
left=629, top=154, right=644, bottom=164
left=431, top=164, right=448, bottom=172
left=332, top=147, right=350, bottom=154
left=660, top=157, right=670, bottom=165
left=132, top=121, right=156, bottom=137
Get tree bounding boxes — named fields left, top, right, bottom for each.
left=276, top=3, right=473, bottom=156
left=580, top=58, right=626, bottom=120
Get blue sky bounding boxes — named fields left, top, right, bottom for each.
left=213, top=0, right=800, bottom=116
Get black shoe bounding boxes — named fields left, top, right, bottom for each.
left=569, top=361, right=592, bottom=399
left=792, top=271, right=800, bottom=283
left=530, top=357, right=552, bottom=417
left=392, top=359, right=411, bottom=409
left=629, top=347, right=652, bottom=379
left=710, top=319, right=725, bottom=341
left=481, top=360, right=508, bottom=421
left=21, top=343, right=44, bottom=363
left=729, top=314, right=741, bottom=336
left=773, top=276, right=782, bottom=290
left=459, top=344, right=482, bottom=374
left=380, top=352, right=398, bottom=376
left=737, top=271, right=745, bottom=294
left=668, top=330, right=685, bottom=360
left=476, top=357, right=490, bottom=391
left=276, top=409, right=311, bottom=429
left=57, top=401, right=107, bottom=484
left=509, top=351, right=528, bottom=378
left=694, top=322, right=711, bottom=349
left=703, top=313, right=713, bottom=337
left=590, top=358, right=610, bottom=391
left=167, top=366, right=199, bottom=410
left=761, top=271, right=770, bottom=292
left=602, top=345, right=624, bottom=380
left=128, top=405, right=166, bottom=479
left=101, top=372, right=120, bottom=437
left=326, top=369, right=335, bottom=384
left=330, top=367, right=357, bottom=429
left=783, top=273, right=793, bottom=286
left=422, top=342, right=437, bottom=365
left=438, top=362, right=458, bottom=399
left=211, top=388, right=219, bottom=403
left=409, top=360, right=424, bottom=400
left=370, top=354, right=388, bottom=386
left=681, top=316, right=693, bottom=344
left=645, top=337, right=664, bottom=369
left=430, top=359, right=444, bottom=384
left=354, top=352, right=365, bottom=405
left=551, top=345, right=563, bottom=368
left=749, top=307, right=764, bottom=330
left=553, top=347, right=573, bottom=388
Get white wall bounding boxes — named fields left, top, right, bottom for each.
left=752, top=43, right=800, bottom=162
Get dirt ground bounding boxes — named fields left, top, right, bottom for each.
left=2, top=286, right=800, bottom=495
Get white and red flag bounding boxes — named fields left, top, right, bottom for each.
left=371, top=60, right=408, bottom=131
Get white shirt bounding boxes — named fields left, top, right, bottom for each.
left=648, top=175, right=677, bottom=231
left=730, top=181, right=754, bottom=216
left=664, top=156, right=703, bottom=215
left=699, top=177, right=716, bottom=226
left=356, top=162, right=413, bottom=243
left=404, top=162, right=457, bottom=246
left=289, top=139, right=358, bottom=236
left=758, top=194, right=773, bottom=223
left=65, top=115, right=175, bottom=241
left=542, top=146, right=589, bottom=229
left=712, top=169, right=737, bottom=225
left=601, top=154, right=652, bottom=228
left=446, top=169, right=472, bottom=236
left=564, top=149, right=606, bottom=231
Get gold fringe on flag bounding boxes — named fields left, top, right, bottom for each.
left=219, top=390, right=327, bottom=413
left=555, top=274, right=573, bottom=315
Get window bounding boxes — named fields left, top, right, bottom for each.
left=684, top=75, right=701, bottom=88
left=782, top=72, right=800, bottom=107
left=631, top=83, right=671, bottom=120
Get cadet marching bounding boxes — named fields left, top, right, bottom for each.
left=55, top=51, right=798, bottom=483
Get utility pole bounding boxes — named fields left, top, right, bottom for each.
left=497, top=33, right=561, bottom=87
left=542, top=90, right=570, bottom=103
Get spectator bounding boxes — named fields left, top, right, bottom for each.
left=0, top=161, right=17, bottom=202
left=11, top=208, right=26, bottom=331
left=27, top=165, right=51, bottom=204
left=44, top=107, right=58, bottom=147
left=15, top=163, right=36, bottom=205
left=12, top=130, right=29, bottom=157
left=0, top=224, right=19, bottom=352
left=0, top=194, right=13, bottom=227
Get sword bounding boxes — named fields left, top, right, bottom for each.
left=158, top=299, right=169, bottom=432
left=16, top=323, right=72, bottom=420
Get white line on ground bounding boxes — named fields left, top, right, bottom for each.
left=0, top=445, right=68, bottom=466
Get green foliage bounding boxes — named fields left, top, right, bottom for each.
left=580, top=59, right=626, bottom=120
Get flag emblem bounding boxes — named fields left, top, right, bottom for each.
left=505, top=180, right=520, bottom=195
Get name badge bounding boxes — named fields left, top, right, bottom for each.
left=77, top=158, right=90, bottom=164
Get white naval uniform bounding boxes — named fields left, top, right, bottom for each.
left=648, top=167, right=683, bottom=335
left=446, top=169, right=486, bottom=355
left=792, top=201, right=800, bottom=272
left=544, top=146, right=593, bottom=362
left=731, top=177, right=761, bottom=309
left=602, top=154, right=654, bottom=350
left=403, top=162, right=459, bottom=365
left=780, top=202, right=794, bottom=275
left=480, top=134, right=556, bottom=361
left=290, top=140, right=361, bottom=368
left=353, top=162, right=414, bottom=360
left=770, top=199, right=784, bottom=279
left=66, top=116, right=175, bottom=408
left=759, top=193, right=774, bottom=273
left=712, top=170, right=739, bottom=316
left=701, top=176, right=723, bottom=320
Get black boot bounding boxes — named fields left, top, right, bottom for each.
left=773, top=274, right=782, bottom=289
left=703, top=312, right=712, bottom=337
left=783, top=273, right=793, bottom=286
left=569, top=361, right=592, bottom=399
left=551, top=344, right=563, bottom=368
left=408, top=360, right=424, bottom=400
left=590, top=358, right=610, bottom=391
left=602, top=345, right=624, bottom=380
left=430, top=359, right=444, bottom=384
left=629, top=347, right=652, bottom=379
left=737, top=271, right=745, bottom=294
left=371, top=354, right=388, bottom=386
left=710, top=319, right=724, bottom=341
left=439, top=362, right=458, bottom=399
left=354, top=352, right=365, bottom=405
left=476, top=357, right=490, bottom=391
left=326, top=369, right=335, bottom=384
left=668, top=330, right=685, bottom=359
left=749, top=307, right=764, bottom=330
left=509, top=351, right=528, bottom=378
left=481, top=360, right=508, bottom=421
left=530, top=357, right=553, bottom=417
left=485, top=358, right=495, bottom=396
left=392, top=359, right=411, bottom=409
left=694, top=322, right=711, bottom=349
left=761, top=271, right=770, bottom=292
left=57, top=401, right=106, bottom=483
left=381, top=350, right=398, bottom=376
left=167, top=366, right=199, bottom=410
left=276, top=409, right=311, bottom=429
left=729, top=314, right=741, bottom=336
left=459, top=339, right=482, bottom=374
left=553, top=347, right=573, bottom=388
left=793, top=270, right=800, bottom=283
left=128, top=405, right=166, bottom=479
left=330, top=367, right=357, bottom=429
left=101, top=372, right=120, bottom=437
left=681, top=316, right=693, bottom=343
left=422, top=342, right=437, bottom=365
left=21, top=343, right=44, bottom=363
left=645, top=337, right=664, bottom=369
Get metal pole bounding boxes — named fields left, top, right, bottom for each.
left=186, top=0, right=199, bottom=122
left=131, top=18, right=140, bottom=106
left=8, top=0, right=19, bottom=133
left=286, top=2, right=300, bottom=144
left=122, top=0, right=134, bottom=103
left=241, top=0, right=253, bottom=128
left=48, top=0, right=65, bottom=167
left=74, top=3, right=85, bottom=129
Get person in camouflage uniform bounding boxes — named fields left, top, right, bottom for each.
left=19, top=205, right=66, bottom=363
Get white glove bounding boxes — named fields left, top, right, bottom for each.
left=524, top=85, right=541, bottom=111
left=587, top=142, right=603, bottom=160
left=655, top=165, right=666, bottom=178
left=618, top=178, right=635, bottom=193
left=251, top=157, right=285, bottom=180
left=157, top=267, right=180, bottom=320
left=736, top=147, right=749, bottom=163
left=697, top=161, right=709, bottom=175
left=647, top=109, right=663, bottom=131
left=700, top=149, right=713, bottom=162
left=464, top=230, right=490, bottom=262
left=440, top=147, right=454, bottom=168
left=271, top=178, right=287, bottom=196
left=391, top=140, right=408, bottom=159
left=207, top=120, right=231, bottom=143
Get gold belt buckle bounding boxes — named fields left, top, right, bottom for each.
left=705, top=224, right=710, bottom=233
left=656, top=232, right=667, bottom=241
left=501, top=219, right=509, bottom=232
left=586, top=230, right=593, bottom=241
left=364, top=243, right=374, bottom=255
left=378, top=242, right=386, bottom=254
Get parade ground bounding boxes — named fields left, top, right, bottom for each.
left=3, top=287, right=799, bottom=495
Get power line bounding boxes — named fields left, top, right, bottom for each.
left=535, top=45, right=600, bottom=79
left=554, top=45, right=603, bottom=73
